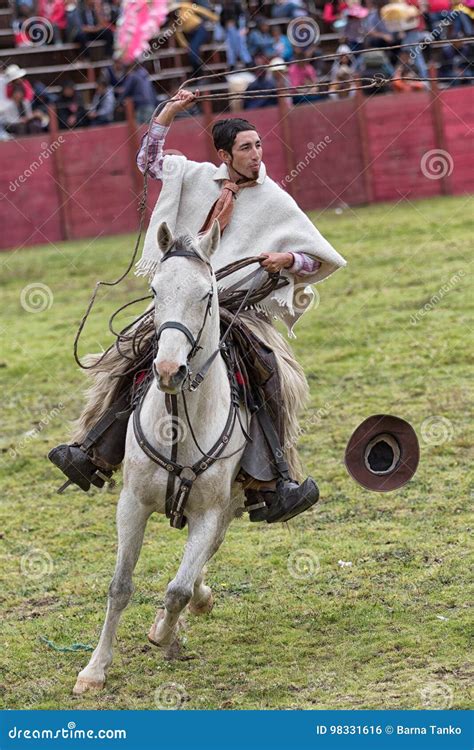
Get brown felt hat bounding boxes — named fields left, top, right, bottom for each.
left=344, top=414, right=419, bottom=492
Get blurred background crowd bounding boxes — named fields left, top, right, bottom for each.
left=0, top=0, right=473, bottom=138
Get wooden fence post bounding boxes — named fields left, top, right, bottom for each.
left=354, top=83, right=374, bottom=204
left=276, top=71, right=296, bottom=198
left=48, top=104, right=71, bottom=240
left=429, top=63, right=451, bottom=196
left=124, top=98, right=144, bottom=203
left=202, top=92, right=216, bottom=162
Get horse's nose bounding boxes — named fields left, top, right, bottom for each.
left=156, top=361, right=188, bottom=390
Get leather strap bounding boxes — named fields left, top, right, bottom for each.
left=132, top=366, right=239, bottom=529
left=254, top=398, right=290, bottom=481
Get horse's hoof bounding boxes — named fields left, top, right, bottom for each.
left=148, top=609, right=176, bottom=648
left=188, top=593, right=214, bottom=615
left=73, top=676, right=105, bottom=695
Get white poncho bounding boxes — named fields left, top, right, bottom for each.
left=136, top=155, right=347, bottom=336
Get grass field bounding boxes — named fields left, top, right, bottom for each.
left=1, top=195, right=472, bottom=711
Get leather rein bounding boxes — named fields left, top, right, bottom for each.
left=132, top=247, right=289, bottom=530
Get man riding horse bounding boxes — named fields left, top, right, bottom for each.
left=49, top=89, right=346, bottom=525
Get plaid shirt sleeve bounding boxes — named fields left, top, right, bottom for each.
left=136, top=122, right=169, bottom=180
left=287, top=252, right=322, bottom=276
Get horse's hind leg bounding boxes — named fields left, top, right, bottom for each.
left=73, top=490, right=152, bottom=695
left=148, top=508, right=228, bottom=651
left=188, top=568, right=214, bottom=615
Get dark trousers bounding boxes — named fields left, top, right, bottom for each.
left=74, top=27, right=115, bottom=58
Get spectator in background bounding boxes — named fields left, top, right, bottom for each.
left=359, top=48, right=394, bottom=94
left=403, top=0, right=429, bottom=79
left=362, top=0, right=394, bottom=49
left=452, top=3, right=473, bottom=37
left=118, top=63, right=156, bottom=124
left=56, top=79, right=87, bottom=128
left=426, top=0, right=452, bottom=29
left=247, top=17, right=276, bottom=59
left=243, top=54, right=276, bottom=108
left=102, top=0, right=122, bottom=27
left=220, top=1, right=252, bottom=70
left=271, top=0, right=307, bottom=19
left=171, top=1, right=219, bottom=76
left=345, top=3, right=369, bottom=55
left=2, top=83, right=44, bottom=135
left=12, top=3, right=34, bottom=46
left=104, top=53, right=127, bottom=102
left=270, top=24, right=293, bottom=62
left=393, top=49, right=427, bottom=90
left=37, top=0, right=67, bottom=43
left=75, top=0, right=115, bottom=58
left=323, top=0, right=348, bottom=30
left=86, top=74, right=115, bottom=124
left=288, top=50, right=325, bottom=103
left=330, top=42, right=356, bottom=80
left=329, top=64, right=356, bottom=97
left=5, top=64, right=35, bottom=102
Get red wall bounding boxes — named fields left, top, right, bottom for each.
left=1, top=88, right=472, bottom=251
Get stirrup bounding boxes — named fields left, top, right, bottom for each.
left=244, top=477, right=319, bottom=524
left=48, top=444, right=114, bottom=493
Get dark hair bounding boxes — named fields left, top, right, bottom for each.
left=212, top=118, right=257, bottom=154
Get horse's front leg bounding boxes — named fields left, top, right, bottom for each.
left=148, top=505, right=230, bottom=652
left=73, top=490, right=152, bottom=694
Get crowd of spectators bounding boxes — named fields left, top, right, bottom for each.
left=0, top=0, right=473, bottom=139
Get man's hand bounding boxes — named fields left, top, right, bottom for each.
left=154, top=89, right=199, bottom=126
left=259, top=252, right=294, bottom=273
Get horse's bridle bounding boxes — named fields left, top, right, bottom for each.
left=153, top=246, right=215, bottom=389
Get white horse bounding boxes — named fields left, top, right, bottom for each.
left=73, top=220, right=247, bottom=694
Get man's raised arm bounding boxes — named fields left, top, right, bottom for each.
left=136, top=89, right=198, bottom=179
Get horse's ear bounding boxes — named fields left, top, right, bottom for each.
left=199, top=219, right=220, bottom=259
left=157, top=221, right=173, bottom=253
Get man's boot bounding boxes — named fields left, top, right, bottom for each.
left=239, top=389, right=320, bottom=523
left=48, top=388, right=132, bottom=492
left=243, top=476, right=319, bottom=524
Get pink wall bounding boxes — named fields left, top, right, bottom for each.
left=1, top=88, right=472, bottom=251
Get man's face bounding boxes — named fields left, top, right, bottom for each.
left=220, top=130, right=262, bottom=181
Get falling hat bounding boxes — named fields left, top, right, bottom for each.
left=344, top=414, right=419, bottom=491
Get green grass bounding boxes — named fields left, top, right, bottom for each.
left=1, top=195, right=472, bottom=710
